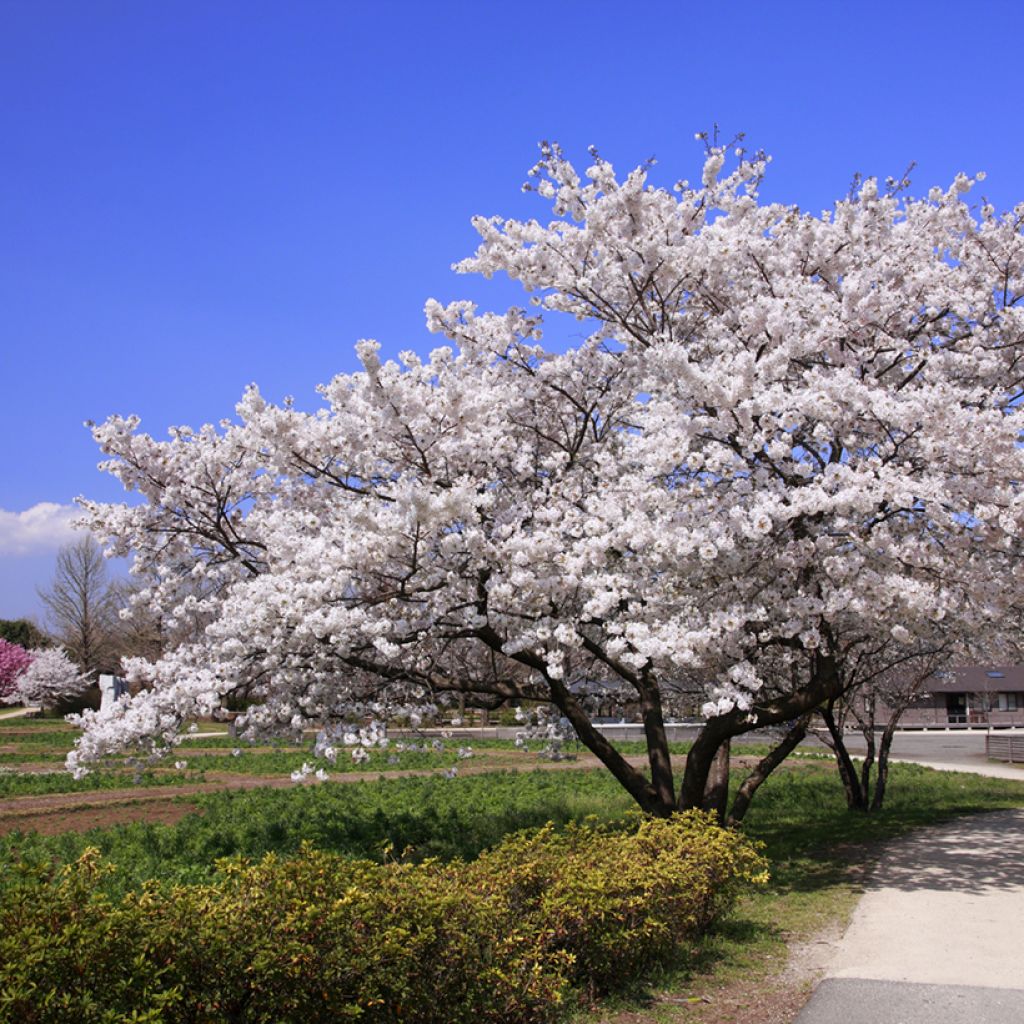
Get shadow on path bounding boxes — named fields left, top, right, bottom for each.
left=859, top=809, right=1024, bottom=895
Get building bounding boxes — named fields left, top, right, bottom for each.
left=894, top=667, right=1024, bottom=729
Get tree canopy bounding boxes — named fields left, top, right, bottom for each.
left=71, top=143, right=1024, bottom=817
left=0, top=619, right=49, bottom=650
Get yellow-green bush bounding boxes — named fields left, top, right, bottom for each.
left=0, top=851, right=179, bottom=1023
left=0, top=813, right=765, bottom=1023
left=469, top=811, right=768, bottom=995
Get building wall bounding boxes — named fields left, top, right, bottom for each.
left=889, top=701, right=1024, bottom=729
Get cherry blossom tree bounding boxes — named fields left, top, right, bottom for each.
left=15, top=648, right=91, bottom=712
left=0, top=639, right=34, bottom=704
left=70, top=142, right=1024, bottom=821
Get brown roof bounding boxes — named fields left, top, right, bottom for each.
left=926, top=666, right=1024, bottom=694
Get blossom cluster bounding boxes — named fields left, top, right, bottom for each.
left=12, top=648, right=90, bottom=710
left=0, top=639, right=33, bottom=702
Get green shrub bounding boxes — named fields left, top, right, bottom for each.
left=0, top=851, right=181, bottom=1023
left=0, top=814, right=765, bottom=1023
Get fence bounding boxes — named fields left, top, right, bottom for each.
left=986, top=733, right=1024, bottom=763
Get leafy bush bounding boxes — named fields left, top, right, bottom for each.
left=0, top=814, right=764, bottom=1023
left=471, top=812, right=768, bottom=995
left=0, top=851, right=180, bottom=1023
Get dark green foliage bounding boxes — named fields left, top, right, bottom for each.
left=0, top=620, right=48, bottom=650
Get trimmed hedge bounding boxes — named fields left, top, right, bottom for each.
left=0, top=812, right=765, bottom=1024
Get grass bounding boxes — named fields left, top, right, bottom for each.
left=0, top=714, right=74, bottom=728
left=0, top=724, right=517, bottom=793
left=0, top=768, right=635, bottom=895
left=5, top=755, right=1024, bottom=886
left=0, top=768, right=196, bottom=798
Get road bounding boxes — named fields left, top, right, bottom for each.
left=827, top=729, right=1024, bottom=781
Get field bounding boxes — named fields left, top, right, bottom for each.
left=3, top=710, right=1024, bottom=1023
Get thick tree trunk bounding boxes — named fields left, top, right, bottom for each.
left=680, top=652, right=844, bottom=813
left=701, top=738, right=731, bottom=824
left=545, top=675, right=673, bottom=816
left=639, top=679, right=676, bottom=810
left=820, top=703, right=867, bottom=812
left=680, top=718, right=732, bottom=811
left=472, top=623, right=673, bottom=816
left=727, top=714, right=811, bottom=825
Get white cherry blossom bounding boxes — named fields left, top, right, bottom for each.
left=70, top=142, right=1024, bottom=818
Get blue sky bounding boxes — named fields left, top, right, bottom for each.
left=2, top=0, right=1022, bottom=620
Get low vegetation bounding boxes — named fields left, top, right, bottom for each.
left=2, top=812, right=765, bottom=1023
left=3, top=714, right=1024, bottom=1023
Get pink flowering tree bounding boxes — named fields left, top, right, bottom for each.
left=0, top=639, right=34, bottom=704
left=70, top=142, right=1024, bottom=820
left=15, top=648, right=92, bottom=712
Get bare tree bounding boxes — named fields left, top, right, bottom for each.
left=107, top=578, right=209, bottom=668
left=37, top=536, right=118, bottom=678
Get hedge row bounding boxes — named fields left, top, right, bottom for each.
left=0, top=812, right=767, bottom=1024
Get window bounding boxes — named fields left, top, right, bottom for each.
left=987, top=671, right=1006, bottom=679
left=997, top=693, right=1023, bottom=712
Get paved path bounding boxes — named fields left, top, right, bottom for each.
left=837, top=728, right=1024, bottom=779
left=795, top=810, right=1024, bottom=1023
left=0, top=707, right=40, bottom=720
left=886, top=756, right=1024, bottom=781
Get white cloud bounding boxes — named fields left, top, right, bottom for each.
left=0, top=503, right=83, bottom=556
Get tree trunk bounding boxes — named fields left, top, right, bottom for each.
left=820, top=703, right=867, bottom=811
left=857, top=693, right=876, bottom=801
left=680, top=718, right=731, bottom=811
left=639, top=678, right=676, bottom=810
left=701, top=738, right=731, bottom=824
left=545, top=674, right=674, bottom=816
left=680, top=652, right=844, bottom=813
left=870, top=717, right=901, bottom=811
left=728, top=714, right=811, bottom=825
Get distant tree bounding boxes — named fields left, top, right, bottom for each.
left=38, top=536, right=118, bottom=679
left=107, top=577, right=211, bottom=667
left=0, top=620, right=50, bottom=649
left=0, top=639, right=34, bottom=703
left=15, top=648, right=92, bottom=711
